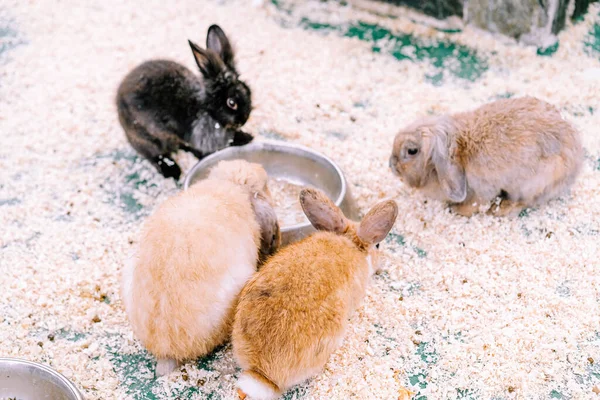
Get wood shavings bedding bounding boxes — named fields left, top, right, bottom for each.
left=268, top=177, right=308, bottom=227
left=1, top=0, right=599, bottom=399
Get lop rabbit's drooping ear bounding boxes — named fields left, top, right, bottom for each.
left=206, top=24, right=235, bottom=69
left=299, top=188, right=347, bottom=234
left=430, top=117, right=467, bottom=203
left=357, top=200, right=398, bottom=245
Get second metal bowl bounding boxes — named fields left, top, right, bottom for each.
left=0, top=358, right=84, bottom=400
left=184, top=140, right=358, bottom=245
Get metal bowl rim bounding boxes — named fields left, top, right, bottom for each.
left=183, top=140, right=348, bottom=232
left=0, top=357, right=84, bottom=400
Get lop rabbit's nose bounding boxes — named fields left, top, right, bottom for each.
left=389, top=156, right=400, bottom=175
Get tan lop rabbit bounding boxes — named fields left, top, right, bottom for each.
left=389, top=97, right=583, bottom=217
left=121, top=160, right=281, bottom=377
left=232, top=188, right=398, bottom=400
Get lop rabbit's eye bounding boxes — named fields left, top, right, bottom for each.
left=226, top=98, right=238, bottom=110
left=407, top=148, right=419, bottom=156
left=376, top=243, right=380, bottom=249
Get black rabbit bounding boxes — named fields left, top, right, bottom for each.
left=116, top=25, right=254, bottom=180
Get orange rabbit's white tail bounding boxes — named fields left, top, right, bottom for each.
left=237, top=370, right=280, bottom=400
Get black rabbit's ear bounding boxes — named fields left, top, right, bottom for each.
left=206, top=24, right=235, bottom=69
left=189, top=40, right=224, bottom=78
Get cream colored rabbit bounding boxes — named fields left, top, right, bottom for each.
left=232, top=188, right=398, bottom=399
left=389, top=96, right=583, bottom=216
left=121, top=160, right=280, bottom=377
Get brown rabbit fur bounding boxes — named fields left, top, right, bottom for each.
left=121, top=160, right=280, bottom=377
left=232, top=188, right=398, bottom=400
left=389, top=96, right=583, bottom=217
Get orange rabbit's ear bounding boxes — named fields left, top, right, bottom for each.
left=357, top=200, right=398, bottom=245
left=299, top=188, right=347, bottom=234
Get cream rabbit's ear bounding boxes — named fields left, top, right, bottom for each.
left=430, top=117, right=467, bottom=203
left=250, top=192, right=281, bottom=264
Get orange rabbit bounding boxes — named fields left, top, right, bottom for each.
left=232, top=188, right=398, bottom=399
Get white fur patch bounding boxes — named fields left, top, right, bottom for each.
left=155, top=358, right=179, bottom=377
left=238, top=372, right=278, bottom=400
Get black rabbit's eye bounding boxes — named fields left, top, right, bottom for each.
left=407, top=148, right=419, bottom=156
left=226, top=98, right=238, bottom=110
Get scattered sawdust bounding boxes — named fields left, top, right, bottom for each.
left=1, top=0, right=599, bottom=399
left=397, top=387, right=414, bottom=400
left=268, top=177, right=308, bottom=227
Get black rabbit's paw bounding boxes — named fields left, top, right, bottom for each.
left=232, top=131, right=254, bottom=146
left=156, top=156, right=182, bottom=180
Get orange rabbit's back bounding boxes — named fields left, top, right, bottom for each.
left=233, top=231, right=370, bottom=391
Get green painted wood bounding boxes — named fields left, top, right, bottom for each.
left=376, top=0, right=463, bottom=19
left=304, top=19, right=487, bottom=83
left=585, top=15, right=600, bottom=56
left=574, top=0, right=600, bottom=21
left=271, top=0, right=488, bottom=84
left=107, top=341, right=227, bottom=400
left=0, top=17, right=25, bottom=59
left=538, top=42, right=559, bottom=56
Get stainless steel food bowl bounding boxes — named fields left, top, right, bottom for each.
left=184, top=140, right=358, bottom=245
left=0, top=358, right=84, bottom=400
